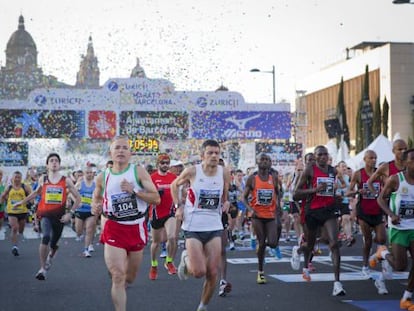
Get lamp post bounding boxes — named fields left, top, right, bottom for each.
left=250, top=65, right=276, bottom=104
left=360, top=97, right=374, bottom=148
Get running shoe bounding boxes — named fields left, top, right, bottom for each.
left=229, top=241, right=235, bottom=251
left=218, top=280, right=232, bottom=297
left=177, top=250, right=189, bottom=280
left=308, top=262, right=316, bottom=272
left=369, top=245, right=388, bottom=268
left=274, top=246, right=282, bottom=259
left=35, top=269, right=46, bottom=281
left=374, top=278, right=388, bottom=295
left=332, top=281, right=346, bottom=296
left=149, top=266, right=158, bottom=280
left=400, top=299, right=414, bottom=309
left=160, top=243, right=167, bottom=258
left=83, top=249, right=92, bottom=258
left=88, top=244, right=95, bottom=252
left=12, top=246, right=19, bottom=256
left=361, top=266, right=371, bottom=279
left=44, top=253, right=53, bottom=271
left=381, top=259, right=393, bottom=280
left=164, top=261, right=177, bottom=275
left=256, top=271, right=266, bottom=284
left=290, top=246, right=300, bottom=270
left=302, top=268, right=311, bottom=282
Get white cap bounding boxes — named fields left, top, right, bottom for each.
left=170, top=160, right=184, bottom=167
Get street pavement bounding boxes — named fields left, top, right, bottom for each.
left=0, top=224, right=410, bottom=311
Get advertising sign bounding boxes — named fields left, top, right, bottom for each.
left=0, top=142, right=29, bottom=166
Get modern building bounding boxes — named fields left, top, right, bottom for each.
left=295, top=41, right=414, bottom=152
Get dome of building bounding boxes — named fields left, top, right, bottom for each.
left=6, top=15, right=37, bottom=59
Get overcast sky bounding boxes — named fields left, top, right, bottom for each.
left=1, top=0, right=413, bottom=105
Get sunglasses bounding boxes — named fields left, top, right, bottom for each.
left=160, top=161, right=170, bottom=165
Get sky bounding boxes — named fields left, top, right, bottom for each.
left=1, top=0, right=413, bottom=106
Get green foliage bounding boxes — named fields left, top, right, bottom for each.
left=373, top=96, right=381, bottom=138
left=355, top=98, right=364, bottom=153
left=336, top=77, right=350, bottom=149
left=382, top=97, right=389, bottom=137
left=408, top=137, right=413, bottom=149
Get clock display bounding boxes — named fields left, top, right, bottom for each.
left=129, top=138, right=159, bottom=155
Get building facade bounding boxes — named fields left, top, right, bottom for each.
left=296, top=41, right=414, bottom=151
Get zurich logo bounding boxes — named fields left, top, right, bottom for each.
left=34, top=94, right=47, bottom=106
left=107, top=81, right=119, bottom=92
left=196, top=97, right=208, bottom=108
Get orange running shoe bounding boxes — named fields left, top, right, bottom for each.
left=164, top=262, right=177, bottom=275
left=400, top=298, right=414, bottom=310
left=149, top=266, right=158, bottom=280
left=369, top=245, right=388, bottom=268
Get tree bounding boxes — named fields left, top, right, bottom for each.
left=355, top=98, right=364, bottom=153
left=336, top=77, right=350, bottom=149
left=373, top=96, right=381, bottom=138
left=382, top=97, right=389, bottom=137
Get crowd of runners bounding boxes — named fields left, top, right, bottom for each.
left=1, top=137, right=414, bottom=311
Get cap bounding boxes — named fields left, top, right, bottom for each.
left=170, top=160, right=184, bottom=167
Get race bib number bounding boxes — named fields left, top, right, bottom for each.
left=110, top=192, right=139, bottom=219
left=256, top=188, right=273, bottom=205
left=81, top=194, right=92, bottom=205
left=198, top=189, right=220, bottom=209
left=362, top=182, right=380, bottom=199
left=316, top=177, right=334, bottom=197
left=45, top=186, right=63, bottom=204
left=399, top=200, right=414, bottom=219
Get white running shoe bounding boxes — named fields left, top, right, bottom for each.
left=374, top=278, right=388, bottom=295
left=361, top=266, right=371, bottom=279
left=88, top=244, right=95, bottom=252
left=83, top=249, right=92, bottom=258
left=177, top=250, right=189, bottom=280
left=290, top=246, right=300, bottom=270
left=332, top=281, right=346, bottom=296
left=35, top=268, right=47, bottom=280
left=381, top=260, right=393, bottom=280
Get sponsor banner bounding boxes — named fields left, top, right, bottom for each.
left=119, top=111, right=189, bottom=140
left=0, top=142, right=28, bottom=166
left=256, top=142, right=302, bottom=165
left=88, top=111, right=117, bottom=139
left=0, top=110, right=85, bottom=138
left=191, top=111, right=291, bottom=140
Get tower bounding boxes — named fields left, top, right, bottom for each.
left=76, top=35, right=100, bottom=88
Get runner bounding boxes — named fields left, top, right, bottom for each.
left=148, top=153, right=178, bottom=280
left=292, top=145, right=346, bottom=296
left=374, top=148, right=414, bottom=310
left=0, top=169, right=6, bottom=233
left=347, top=150, right=388, bottom=294
left=0, top=171, right=31, bottom=256
left=13, top=153, right=81, bottom=280
left=74, top=166, right=97, bottom=257
left=171, top=139, right=230, bottom=311
left=242, top=153, right=280, bottom=284
left=91, top=136, right=160, bottom=311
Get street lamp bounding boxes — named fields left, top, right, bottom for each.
left=393, top=0, right=414, bottom=4
left=250, top=65, right=276, bottom=104
left=360, top=97, right=374, bottom=148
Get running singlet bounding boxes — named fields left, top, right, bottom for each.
left=359, top=168, right=381, bottom=215
left=0, top=183, right=5, bottom=213
left=250, top=174, right=277, bottom=219
left=182, top=164, right=224, bottom=232
left=77, top=180, right=95, bottom=213
left=389, top=160, right=404, bottom=176
left=309, top=165, right=335, bottom=210
left=389, top=172, right=414, bottom=230
left=150, top=171, right=177, bottom=219
left=102, top=164, right=147, bottom=225
left=6, top=186, right=28, bottom=214
left=37, top=176, right=67, bottom=218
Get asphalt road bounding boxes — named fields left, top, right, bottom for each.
left=0, top=224, right=409, bottom=311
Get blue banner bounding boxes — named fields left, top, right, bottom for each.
left=191, top=111, right=291, bottom=140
